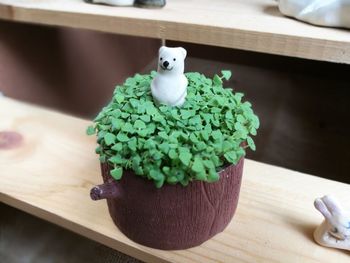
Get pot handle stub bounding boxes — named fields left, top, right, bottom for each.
left=90, top=181, right=120, bottom=201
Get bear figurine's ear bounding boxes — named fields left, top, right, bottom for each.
left=159, top=46, right=167, bottom=54
left=179, top=47, right=187, bottom=59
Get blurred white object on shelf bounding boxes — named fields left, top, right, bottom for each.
left=88, top=0, right=134, bottom=6
left=278, top=0, right=350, bottom=29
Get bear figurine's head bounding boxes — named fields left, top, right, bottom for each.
left=158, top=46, right=187, bottom=75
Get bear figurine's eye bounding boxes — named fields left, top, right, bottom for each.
left=160, top=57, right=163, bottom=61
left=173, top=58, right=176, bottom=61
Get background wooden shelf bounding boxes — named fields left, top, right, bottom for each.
left=0, top=0, right=349, bottom=64
left=1, top=97, right=350, bottom=262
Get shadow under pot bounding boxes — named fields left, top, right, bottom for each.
left=90, top=158, right=244, bottom=250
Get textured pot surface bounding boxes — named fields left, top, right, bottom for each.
left=100, top=158, right=244, bottom=250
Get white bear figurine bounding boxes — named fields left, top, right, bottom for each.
left=151, top=46, right=188, bottom=107
left=278, top=0, right=350, bottom=29
left=314, top=195, right=350, bottom=251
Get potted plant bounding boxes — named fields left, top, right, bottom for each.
left=87, top=47, right=259, bottom=250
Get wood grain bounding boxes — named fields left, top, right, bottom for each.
left=0, top=0, right=349, bottom=64
left=1, top=97, right=350, bottom=262
left=98, top=160, right=243, bottom=250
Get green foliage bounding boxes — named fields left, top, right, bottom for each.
left=87, top=70, right=259, bottom=188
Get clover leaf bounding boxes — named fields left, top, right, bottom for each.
left=247, top=136, right=256, bottom=151
left=221, top=70, right=232, bottom=81
left=86, top=126, right=95, bottom=135
left=115, top=94, right=124, bottom=103
left=111, top=167, right=123, bottom=180
left=116, top=132, right=129, bottom=142
left=179, top=152, right=192, bottom=166
left=104, top=133, right=116, bottom=146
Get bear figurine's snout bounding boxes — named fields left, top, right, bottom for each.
left=163, top=61, right=169, bottom=68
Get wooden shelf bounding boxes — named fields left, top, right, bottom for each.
left=0, top=0, right=349, bottom=64
left=1, top=96, right=350, bottom=262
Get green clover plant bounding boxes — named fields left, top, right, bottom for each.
left=87, top=70, right=259, bottom=188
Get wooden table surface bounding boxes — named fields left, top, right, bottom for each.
left=1, top=97, right=349, bottom=262
left=0, top=0, right=349, bottom=64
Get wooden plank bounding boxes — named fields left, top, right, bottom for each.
left=0, top=97, right=350, bottom=262
left=0, top=0, right=349, bottom=64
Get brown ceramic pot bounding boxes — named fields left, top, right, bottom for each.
left=90, top=158, right=244, bottom=250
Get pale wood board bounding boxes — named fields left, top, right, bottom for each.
left=1, top=97, right=350, bottom=262
left=0, top=0, right=349, bottom=64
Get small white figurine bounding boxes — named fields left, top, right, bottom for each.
left=151, top=46, right=188, bottom=107
left=278, top=0, right=350, bottom=29
left=85, top=0, right=166, bottom=7
left=85, top=0, right=134, bottom=6
left=314, top=195, right=350, bottom=251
